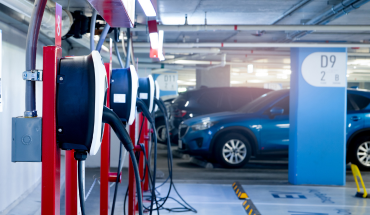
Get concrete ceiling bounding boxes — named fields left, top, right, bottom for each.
left=42, top=0, right=370, bottom=87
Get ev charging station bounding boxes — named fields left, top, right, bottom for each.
left=10, top=0, right=163, bottom=214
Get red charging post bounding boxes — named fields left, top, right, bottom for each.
left=42, top=3, right=62, bottom=215
left=100, top=62, right=111, bottom=215
left=139, top=113, right=145, bottom=191
left=143, top=117, right=149, bottom=191
left=42, top=45, right=62, bottom=215
left=100, top=39, right=113, bottom=215
left=129, top=118, right=137, bottom=215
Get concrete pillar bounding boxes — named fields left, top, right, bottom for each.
left=196, top=65, right=230, bottom=88
left=289, top=47, right=347, bottom=185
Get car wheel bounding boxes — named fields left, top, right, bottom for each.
left=350, top=135, right=370, bottom=171
left=155, top=119, right=167, bottom=144
left=215, top=133, right=251, bottom=168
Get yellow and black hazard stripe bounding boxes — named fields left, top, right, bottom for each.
left=232, top=181, right=248, bottom=199
left=242, top=199, right=261, bottom=215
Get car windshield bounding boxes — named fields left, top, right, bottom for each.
left=236, top=90, right=288, bottom=113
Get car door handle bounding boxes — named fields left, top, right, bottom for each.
left=351, top=116, right=362, bottom=121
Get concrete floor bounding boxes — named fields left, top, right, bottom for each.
left=8, top=145, right=370, bottom=215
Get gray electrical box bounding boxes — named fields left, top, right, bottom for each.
left=12, top=117, right=42, bottom=162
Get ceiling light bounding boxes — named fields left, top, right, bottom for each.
left=282, top=70, right=291, bottom=75
left=189, top=79, right=196, bottom=81
left=165, top=55, right=175, bottom=59
left=256, top=69, right=268, bottom=73
left=247, top=64, right=253, bottom=73
left=232, top=72, right=240, bottom=76
left=232, top=68, right=240, bottom=72
left=138, top=0, right=156, bottom=17
left=149, top=33, right=159, bottom=49
left=231, top=81, right=242, bottom=84
left=158, top=30, right=165, bottom=61
left=256, top=73, right=268, bottom=77
left=247, top=80, right=264, bottom=83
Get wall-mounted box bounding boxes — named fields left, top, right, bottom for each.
left=12, top=117, right=42, bottom=162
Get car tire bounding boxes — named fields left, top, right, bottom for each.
left=215, top=133, right=251, bottom=168
left=350, top=135, right=370, bottom=171
left=155, top=119, right=167, bottom=144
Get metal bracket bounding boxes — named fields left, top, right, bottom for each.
left=23, top=70, right=43, bottom=81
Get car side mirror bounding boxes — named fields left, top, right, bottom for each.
left=270, top=107, right=284, bottom=115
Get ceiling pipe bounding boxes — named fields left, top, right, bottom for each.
left=133, top=42, right=370, bottom=48
left=132, top=47, right=220, bottom=54
left=288, top=0, right=370, bottom=40
left=271, top=0, right=312, bottom=24
left=131, top=24, right=370, bottom=32
left=1, top=0, right=72, bottom=37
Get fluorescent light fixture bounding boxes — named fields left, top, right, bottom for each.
left=158, top=30, right=165, bottom=61
left=149, top=32, right=159, bottom=49
left=138, top=0, right=156, bottom=17
left=165, top=55, right=175, bottom=59
left=247, top=80, right=264, bottom=83
left=247, top=64, right=253, bottom=73
left=231, top=81, right=243, bottom=84
left=231, top=68, right=240, bottom=72
left=256, top=73, right=268, bottom=77
left=282, top=70, right=291, bottom=75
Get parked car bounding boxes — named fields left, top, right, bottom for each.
left=179, top=89, right=370, bottom=170
left=154, top=96, right=177, bottom=144
left=168, top=87, right=272, bottom=144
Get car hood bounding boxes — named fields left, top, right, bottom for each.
left=183, top=111, right=251, bottom=126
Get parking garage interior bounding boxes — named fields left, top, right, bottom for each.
left=2, top=0, right=370, bottom=215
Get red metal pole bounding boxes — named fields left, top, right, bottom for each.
left=143, top=118, right=149, bottom=191
left=100, top=62, right=111, bottom=215
left=42, top=46, right=62, bottom=215
left=65, top=150, right=78, bottom=215
left=139, top=113, right=145, bottom=191
left=129, top=118, right=137, bottom=215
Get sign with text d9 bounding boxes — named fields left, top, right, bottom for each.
left=55, top=3, right=62, bottom=47
left=302, top=52, right=346, bottom=87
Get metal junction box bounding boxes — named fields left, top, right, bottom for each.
left=12, top=117, right=42, bottom=162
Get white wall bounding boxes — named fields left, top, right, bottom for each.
left=0, top=20, right=44, bottom=213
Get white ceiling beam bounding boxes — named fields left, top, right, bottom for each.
left=131, top=25, right=370, bottom=32
left=134, top=42, right=370, bottom=48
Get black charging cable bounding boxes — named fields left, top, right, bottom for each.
left=74, top=152, right=88, bottom=215
left=102, top=106, right=143, bottom=215
left=151, top=98, right=197, bottom=213
left=136, top=98, right=158, bottom=215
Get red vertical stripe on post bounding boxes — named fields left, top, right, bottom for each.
left=65, top=150, right=77, bottom=215
left=139, top=113, right=145, bottom=192
left=129, top=119, right=137, bottom=215
left=143, top=118, right=149, bottom=191
left=42, top=46, right=62, bottom=215
left=100, top=63, right=111, bottom=215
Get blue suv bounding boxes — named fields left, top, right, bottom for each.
left=179, top=89, right=370, bottom=169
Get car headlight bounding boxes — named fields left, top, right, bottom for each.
left=191, top=121, right=218, bottom=131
